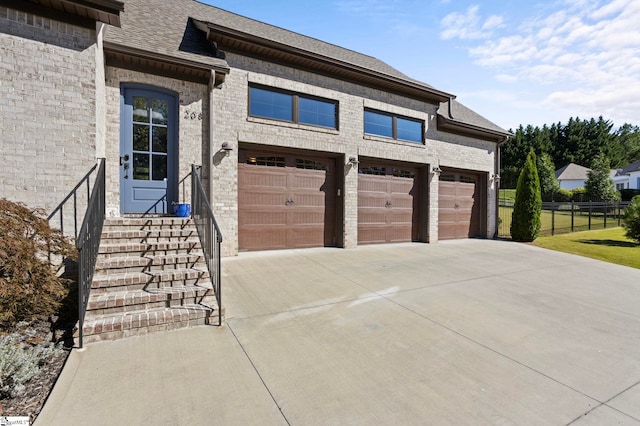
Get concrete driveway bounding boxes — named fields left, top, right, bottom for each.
left=38, top=239, right=640, bottom=425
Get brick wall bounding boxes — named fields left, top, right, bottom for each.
left=212, top=53, right=498, bottom=254
left=0, top=7, right=98, bottom=220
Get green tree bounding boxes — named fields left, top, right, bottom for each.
left=511, top=150, right=542, bottom=241
left=584, top=153, right=620, bottom=201
left=622, top=195, right=640, bottom=244
left=537, top=153, right=560, bottom=201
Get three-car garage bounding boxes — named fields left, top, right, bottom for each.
left=238, top=149, right=485, bottom=251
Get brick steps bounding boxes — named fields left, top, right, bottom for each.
left=91, top=268, right=209, bottom=292
left=80, top=217, right=222, bottom=344
left=81, top=303, right=218, bottom=343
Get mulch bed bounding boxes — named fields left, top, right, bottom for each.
left=0, top=319, right=74, bottom=424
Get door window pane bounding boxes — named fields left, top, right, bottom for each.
left=249, top=87, right=293, bottom=121
left=133, top=125, right=149, bottom=151
left=132, top=97, right=149, bottom=123
left=152, top=127, right=167, bottom=153
left=152, top=99, right=168, bottom=125
left=396, top=117, right=423, bottom=143
left=364, top=111, right=393, bottom=138
left=133, top=153, right=150, bottom=180
left=152, top=154, right=167, bottom=181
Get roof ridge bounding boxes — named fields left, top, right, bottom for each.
left=192, top=0, right=414, bottom=80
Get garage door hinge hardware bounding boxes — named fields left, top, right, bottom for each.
left=385, top=200, right=392, bottom=208
left=286, top=198, right=294, bottom=206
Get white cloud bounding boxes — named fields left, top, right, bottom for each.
left=440, top=5, right=504, bottom=40
left=456, top=0, right=640, bottom=126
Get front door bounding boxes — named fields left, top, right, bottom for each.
left=120, top=87, right=177, bottom=214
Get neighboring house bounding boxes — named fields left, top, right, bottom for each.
left=555, top=163, right=592, bottom=190
left=614, top=159, right=640, bottom=190
left=1, top=0, right=511, bottom=256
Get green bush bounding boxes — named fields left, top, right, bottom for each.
left=622, top=196, right=640, bottom=244
left=571, top=187, right=587, bottom=202
left=0, top=324, right=63, bottom=399
left=511, top=150, right=542, bottom=242
left=620, top=189, right=640, bottom=201
left=0, top=199, right=74, bottom=330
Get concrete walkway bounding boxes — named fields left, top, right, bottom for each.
left=37, top=240, right=640, bottom=425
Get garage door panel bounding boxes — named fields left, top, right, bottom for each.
left=239, top=229, right=288, bottom=251
left=438, top=172, right=482, bottom=240
left=358, top=164, right=420, bottom=244
left=239, top=151, right=336, bottom=251
left=239, top=210, right=287, bottom=226
left=239, top=169, right=287, bottom=189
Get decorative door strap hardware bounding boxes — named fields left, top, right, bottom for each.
left=285, top=198, right=295, bottom=205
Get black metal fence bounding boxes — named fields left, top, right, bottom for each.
left=499, top=199, right=631, bottom=238
left=76, top=159, right=106, bottom=348
left=191, top=165, right=223, bottom=326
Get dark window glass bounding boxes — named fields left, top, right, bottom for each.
left=133, top=153, right=150, bottom=180
left=249, top=87, right=293, bottom=121
left=132, top=96, right=149, bottom=123
left=440, top=174, right=456, bottom=182
left=299, top=97, right=336, bottom=128
left=359, top=166, right=386, bottom=176
left=246, top=156, right=286, bottom=167
left=392, top=168, right=415, bottom=178
left=296, top=159, right=328, bottom=171
left=364, top=109, right=424, bottom=143
left=152, top=154, right=167, bottom=181
left=249, top=86, right=337, bottom=129
left=396, top=117, right=423, bottom=143
left=460, top=175, right=476, bottom=184
left=364, top=111, right=393, bottom=138
left=133, top=125, right=149, bottom=151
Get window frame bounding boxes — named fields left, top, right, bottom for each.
left=248, top=84, right=339, bottom=130
left=364, top=108, right=424, bottom=144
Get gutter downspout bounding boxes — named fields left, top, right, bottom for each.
left=208, top=69, right=215, bottom=203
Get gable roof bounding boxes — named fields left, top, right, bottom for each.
left=555, top=163, right=591, bottom=180
left=621, top=159, right=640, bottom=174
left=104, top=0, right=509, bottom=140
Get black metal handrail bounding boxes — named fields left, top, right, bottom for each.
left=47, top=161, right=100, bottom=240
left=191, top=164, right=223, bottom=326
left=76, top=158, right=106, bottom=348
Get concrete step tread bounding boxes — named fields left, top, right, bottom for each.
left=96, top=253, right=204, bottom=269
left=81, top=303, right=219, bottom=335
left=92, top=268, right=210, bottom=285
left=98, top=240, right=202, bottom=255
left=104, top=217, right=194, bottom=227
left=100, top=228, right=198, bottom=239
left=87, top=284, right=214, bottom=310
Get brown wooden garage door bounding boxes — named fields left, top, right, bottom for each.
left=438, top=171, right=482, bottom=240
left=238, top=150, right=336, bottom=251
left=358, top=163, right=420, bottom=244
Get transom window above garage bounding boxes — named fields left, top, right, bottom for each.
left=364, top=109, right=424, bottom=143
left=249, top=85, right=338, bottom=129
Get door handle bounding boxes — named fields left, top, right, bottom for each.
left=120, top=154, right=129, bottom=166
left=286, top=198, right=294, bottom=206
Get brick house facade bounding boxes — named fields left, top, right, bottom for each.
left=1, top=0, right=510, bottom=256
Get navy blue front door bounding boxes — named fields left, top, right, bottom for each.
left=120, top=87, right=177, bottom=214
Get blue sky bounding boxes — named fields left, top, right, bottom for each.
left=203, top=0, right=639, bottom=132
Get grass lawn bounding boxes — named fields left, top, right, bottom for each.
left=499, top=189, right=516, bottom=201
left=531, top=227, right=640, bottom=269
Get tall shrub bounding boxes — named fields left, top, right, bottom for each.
left=623, top=195, right=640, bottom=244
left=0, top=199, right=74, bottom=330
left=537, top=153, right=560, bottom=201
left=585, top=153, right=620, bottom=201
left=511, top=150, right=542, bottom=241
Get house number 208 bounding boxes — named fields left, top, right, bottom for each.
left=183, top=111, right=203, bottom=120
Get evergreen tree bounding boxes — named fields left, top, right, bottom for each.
left=584, top=153, right=620, bottom=201
left=537, top=153, right=560, bottom=201
left=511, top=150, right=542, bottom=242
